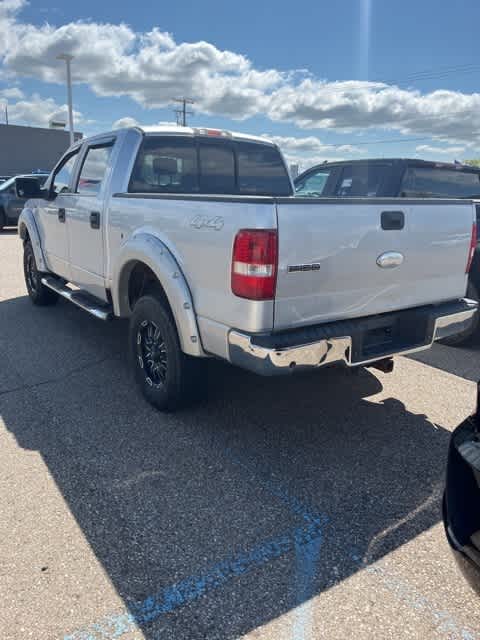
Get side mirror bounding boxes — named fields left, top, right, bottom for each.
left=15, top=177, right=44, bottom=199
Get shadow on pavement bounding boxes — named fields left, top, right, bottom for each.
left=0, top=295, right=452, bottom=639
left=409, top=334, right=480, bottom=383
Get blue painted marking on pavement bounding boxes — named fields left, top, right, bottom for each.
left=63, top=519, right=325, bottom=640
left=62, top=443, right=480, bottom=640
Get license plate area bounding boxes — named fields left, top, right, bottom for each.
left=351, top=311, right=431, bottom=363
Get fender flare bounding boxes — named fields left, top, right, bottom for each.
left=112, top=233, right=205, bottom=357
left=18, top=208, right=48, bottom=273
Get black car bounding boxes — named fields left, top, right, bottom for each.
left=444, top=383, right=480, bottom=593
left=295, top=159, right=480, bottom=345
left=0, top=173, right=48, bottom=230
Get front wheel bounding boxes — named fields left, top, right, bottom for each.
left=23, top=241, right=59, bottom=306
left=439, top=281, right=479, bottom=347
left=129, top=294, right=206, bottom=411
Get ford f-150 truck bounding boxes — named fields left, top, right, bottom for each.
left=16, top=126, right=478, bottom=411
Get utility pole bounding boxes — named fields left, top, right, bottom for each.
left=172, top=97, right=194, bottom=126
left=4, top=102, right=8, bottom=125
left=57, top=53, right=75, bottom=145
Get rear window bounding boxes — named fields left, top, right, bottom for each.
left=333, top=164, right=389, bottom=197
left=128, top=135, right=292, bottom=196
left=401, top=167, right=480, bottom=198
left=236, top=141, right=291, bottom=196
left=198, top=140, right=235, bottom=194
left=129, top=137, right=199, bottom=194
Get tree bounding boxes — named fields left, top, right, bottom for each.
left=463, top=159, right=480, bottom=167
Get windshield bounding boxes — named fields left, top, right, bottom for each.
left=295, top=168, right=332, bottom=196
left=401, top=167, right=480, bottom=198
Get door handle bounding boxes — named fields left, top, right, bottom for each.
left=90, top=211, right=100, bottom=229
left=381, top=210, right=404, bottom=231
left=58, top=208, right=66, bottom=223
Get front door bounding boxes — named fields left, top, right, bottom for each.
left=36, top=149, right=81, bottom=280
left=66, top=139, right=115, bottom=300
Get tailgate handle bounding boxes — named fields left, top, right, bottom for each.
left=381, top=210, right=404, bottom=230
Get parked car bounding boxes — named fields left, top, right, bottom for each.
left=0, top=173, right=48, bottom=230
left=444, top=382, right=480, bottom=594
left=16, top=127, right=477, bottom=411
left=295, top=159, right=480, bottom=345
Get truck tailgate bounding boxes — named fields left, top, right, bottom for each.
left=274, top=198, right=474, bottom=330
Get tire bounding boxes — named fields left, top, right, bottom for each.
left=23, top=241, right=59, bottom=306
left=129, top=294, right=206, bottom=411
left=0, top=208, right=5, bottom=232
left=439, top=281, right=479, bottom=347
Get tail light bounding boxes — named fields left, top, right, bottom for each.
left=231, top=229, right=278, bottom=300
left=466, top=222, right=477, bottom=273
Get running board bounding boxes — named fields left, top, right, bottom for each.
left=41, top=277, right=113, bottom=321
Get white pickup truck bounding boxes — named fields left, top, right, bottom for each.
left=17, top=125, right=477, bottom=410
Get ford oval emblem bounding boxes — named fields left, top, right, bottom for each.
left=376, top=251, right=404, bottom=269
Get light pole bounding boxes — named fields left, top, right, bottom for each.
left=57, top=53, right=74, bottom=146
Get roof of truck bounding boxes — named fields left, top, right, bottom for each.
left=134, top=125, right=275, bottom=145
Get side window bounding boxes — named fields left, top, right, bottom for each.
left=333, top=165, right=388, bottom=197
left=198, top=141, right=235, bottom=194
left=129, top=137, right=198, bottom=193
left=295, top=169, right=331, bottom=196
left=52, top=150, right=80, bottom=195
left=76, top=144, right=113, bottom=195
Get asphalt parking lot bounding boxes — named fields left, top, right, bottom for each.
left=1, top=230, right=480, bottom=640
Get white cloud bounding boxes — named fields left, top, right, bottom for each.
left=415, top=144, right=468, bottom=157
left=0, top=86, right=23, bottom=99
left=112, top=116, right=139, bottom=129
left=6, top=93, right=85, bottom=128
left=264, top=134, right=361, bottom=171
left=111, top=117, right=179, bottom=129
left=1, top=2, right=480, bottom=144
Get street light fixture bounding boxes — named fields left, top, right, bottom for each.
left=56, top=53, right=74, bottom=146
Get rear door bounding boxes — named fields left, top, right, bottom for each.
left=66, top=137, right=116, bottom=299
left=274, top=199, right=474, bottom=330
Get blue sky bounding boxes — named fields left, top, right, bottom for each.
left=1, top=0, right=480, bottom=168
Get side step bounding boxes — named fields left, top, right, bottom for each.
left=41, top=277, right=113, bottom=321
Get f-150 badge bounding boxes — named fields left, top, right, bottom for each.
left=287, top=263, right=321, bottom=273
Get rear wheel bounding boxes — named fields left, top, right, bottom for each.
left=23, top=241, right=59, bottom=306
left=129, top=294, right=206, bottom=411
left=439, top=281, right=479, bottom=347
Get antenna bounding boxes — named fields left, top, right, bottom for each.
left=172, top=97, right=194, bottom=126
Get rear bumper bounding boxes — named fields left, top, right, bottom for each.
left=228, top=298, right=478, bottom=376
left=443, top=393, right=480, bottom=594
